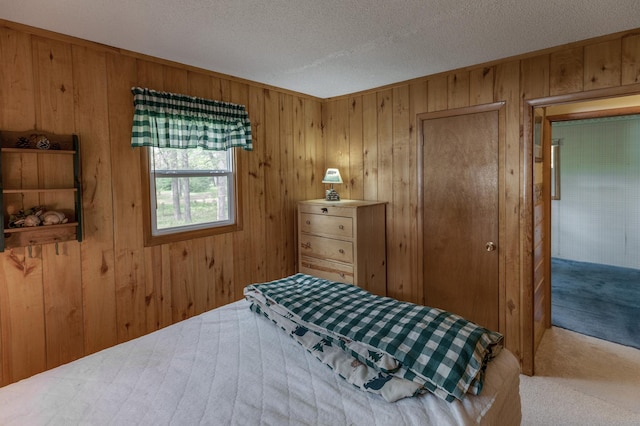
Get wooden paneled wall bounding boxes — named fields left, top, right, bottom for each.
left=0, top=20, right=324, bottom=386
left=1, top=19, right=639, bottom=385
left=323, top=30, right=640, bottom=372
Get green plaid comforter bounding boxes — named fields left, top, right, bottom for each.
left=244, top=273, right=503, bottom=403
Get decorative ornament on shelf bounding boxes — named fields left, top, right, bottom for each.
left=30, top=133, right=51, bottom=150
left=23, top=214, right=42, bottom=227
left=15, top=136, right=31, bottom=149
left=8, top=206, right=44, bottom=228
left=41, top=210, right=68, bottom=225
left=7, top=206, right=67, bottom=228
left=322, top=168, right=343, bottom=201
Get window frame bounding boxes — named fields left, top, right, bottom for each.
left=139, top=146, right=242, bottom=247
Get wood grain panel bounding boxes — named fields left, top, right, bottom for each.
left=0, top=28, right=36, bottom=127
left=106, top=52, right=147, bottom=343
left=409, top=81, right=428, bottom=305
left=470, top=67, right=495, bottom=106
left=448, top=71, right=470, bottom=109
left=348, top=96, right=364, bottom=201
left=293, top=96, right=307, bottom=202
left=143, top=245, right=171, bottom=330
left=136, top=59, right=168, bottom=332
left=427, top=75, right=448, bottom=112
left=33, top=36, right=85, bottom=369
left=263, top=89, right=283, bottom=280
left=376, top=90, right=394, bottom=294
left=549, top=47, right=584, bottom=95
left=362, top=93, right=379, bottom=201
left=71, top=45, right=118, bottom=355
left=584, top=40, right=621, bottom=90
left=0, top=250, right=45, bottom=385
left=169, top=240, right=196, bottom=321
left=214, top=232, right=235, bottom=306
left=305, top=98, right=324, bottom=201
left=494, top=60, right=520, bottom=361
left=324, top=98, right=350, bottom=199
left=215, top=82, right=241, bottom=299
left=248, top=85, right=267, bottom=283
left=622, top=34, right=640, bottom=85
left=278, top=92, right=296, bottom=281
left=521, top=55, right=550, bottom=100
left=231, top=81, right=256, bottom=300
left=376, top=90, right=393, bottom=205
left=390, top=85, right=411, bottom=301
left=0, top=27, right=43, bottom=386
left=42, top=242, right=83, bottom=368
left=195, top=237, right=216, bottom=313
left=34, top=40, right=75, bottom=214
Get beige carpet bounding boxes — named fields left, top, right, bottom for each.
left=520, top=327, right=640, bottom=425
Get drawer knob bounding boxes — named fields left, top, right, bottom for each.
left=321, top=208, right=328, bottom=213
left=339, top=249, right=345, bottom=254
left=338, top=225, right=344, bottom=230
left=306, top=220, right=311, bottom=225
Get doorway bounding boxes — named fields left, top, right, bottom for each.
left=548, top=111, right=640, bottom=348
left=530, top=93, right=640, bottom=370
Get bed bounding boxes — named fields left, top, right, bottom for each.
left=0, top=274, right=521, bottom=425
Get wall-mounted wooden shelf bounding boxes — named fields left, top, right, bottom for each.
left=1, top=148, right=76, bottom=155
left=3, top=222, right=80, bottom=250
left=0, top=130, right=83, bottom=252
left=3, top=188, right=78, bottom=194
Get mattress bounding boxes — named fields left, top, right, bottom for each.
left=0, top=299, right=521, bottom=425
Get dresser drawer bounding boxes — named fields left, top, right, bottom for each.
left=300, top=213, right=353, bottom=239
left=299, top=256, right=354, bottom=284
left=299, top=235, right=353, bottom=263
left=298, top=203, right=355, bottom=218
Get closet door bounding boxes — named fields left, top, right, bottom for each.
left=420, top=105, right=501, bottom=330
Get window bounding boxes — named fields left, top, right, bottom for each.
left=141, top=146, right=240, bottom=245
left=150, top=146, right=235, bottom=232
left=130, top=87, right=252, bottom=246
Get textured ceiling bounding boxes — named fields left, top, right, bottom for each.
left=2, top=0, right=640, bottom=98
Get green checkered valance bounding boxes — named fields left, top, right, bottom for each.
left=130, top=87, right=252, bottom=151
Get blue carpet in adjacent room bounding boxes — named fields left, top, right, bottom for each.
left=551, top=257, right=640, bottom=350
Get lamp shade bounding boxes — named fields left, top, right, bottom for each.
left=322, top=168, right=343, bottom=185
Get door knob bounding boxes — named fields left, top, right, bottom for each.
left=485, top=242, right=496, bottom=252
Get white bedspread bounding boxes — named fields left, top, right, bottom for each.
left=0, top=299, right=521, bottom=425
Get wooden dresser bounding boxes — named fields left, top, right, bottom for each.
left=297, top=199, right=387, bottom=296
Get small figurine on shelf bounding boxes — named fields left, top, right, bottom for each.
left=23, top=214, right=42, bottom=227
left=41, top=210, right=68, bottom=225
left=7, top=206, right=67, bottom=228
left=31, top=134, right=51, bottom=150
left=15, top=136, right=31, bottom=149
left=8, top=206, right=44, bottom=228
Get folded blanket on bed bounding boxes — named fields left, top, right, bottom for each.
left=244, top=273, right=503, bottom=403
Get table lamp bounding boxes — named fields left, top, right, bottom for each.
left=322, top=168, right=343, bottom=201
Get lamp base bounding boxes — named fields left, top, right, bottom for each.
left=325, top=188, right=340, bottom=201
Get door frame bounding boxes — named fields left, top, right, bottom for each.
left=417, top=101, right=507, bottom=331
left=523, top=83, right=640, bottom=375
